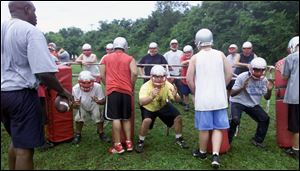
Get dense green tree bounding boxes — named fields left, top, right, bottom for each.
left=45, top=1, right=299, bottom=64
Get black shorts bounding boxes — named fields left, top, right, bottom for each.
left=1, top=89, right=44, bottom=148
left=140, top=102, right=180, bottom=129
left=288, top=104, right=299, bottom=133
left=105, top=91, right=132, bottom=120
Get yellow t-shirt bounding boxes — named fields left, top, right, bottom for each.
left=139, top=80, right=175, bottom=112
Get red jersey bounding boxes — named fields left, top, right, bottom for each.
left=101, top=51, right=133, bottom=96
left=180, top=54, right=191, bottom=85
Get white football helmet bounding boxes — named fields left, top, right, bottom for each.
left=249, top=57, right=267, bottom=80
left=242, top=41, right=252, bottom=48
left=288, top=36, right=299, bottom=54
left=183, top=45, right=193, bottom=53
left=113, top=37, right=128, bottom=51
left=150, top=65, right=167, bottom=88
left=82, top=43, right=92, bottom=50
left=106, top=43, right=114, bottom=49
left=78, top=71, right=95, bottom=92
left=149, top=42, right=158, bottom=48
left=195, top=28, right=213, bottom=48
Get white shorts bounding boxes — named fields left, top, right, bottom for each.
left=74, top=104, right=104, bottom=123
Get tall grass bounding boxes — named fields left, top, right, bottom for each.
left=1, top=65, right=299, bottom=170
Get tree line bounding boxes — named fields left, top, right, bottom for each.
left=45, top=1, right=299, bottom=65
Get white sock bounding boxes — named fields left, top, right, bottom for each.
left=200, top=150, right=206, bottom=154
left=213, top=152, right=219, bottom=156
left=139, top=135, right=145, bottom=141
left=175, top=134, right=182, bottom=139
left=114, top=142, right=121, bottom=146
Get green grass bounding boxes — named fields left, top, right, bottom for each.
left=1, top=65, right=299, bottom=170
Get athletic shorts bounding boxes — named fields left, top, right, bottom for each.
left=180, top=83, right=191, bottom=95
left=140, top=102, right=180, bottom=129
left=74, top=104, right=104, bottom=123
left=105, top=91, right=131, bottom=120
left=1, top=89, right=44, bottom=148
left=195, top=109, right=229, bottom=131
left=288, top=104, right=299, bottom=133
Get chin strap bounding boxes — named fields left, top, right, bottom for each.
left=250, top=71, right=266, bottom=80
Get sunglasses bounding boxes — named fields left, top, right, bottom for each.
left=243, top=48, right=252, bottom=49
left=83, top=49, right=91, bottom=51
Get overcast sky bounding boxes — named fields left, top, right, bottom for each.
left=1, top=1, right=201, bottom=33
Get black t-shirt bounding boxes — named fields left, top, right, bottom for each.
left=234, top=53, right=255, bottom=75
left=138, top=53, right=168, bottom=76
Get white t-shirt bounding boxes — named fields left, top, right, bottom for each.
left=194, top=49, right=228, bottom=111
left=78, top=53, right=99, bottom=74
left=226, top=53, right=239, bottom=73
left=164, top=50, right=183, bottom=76
left=72, top=82, right=105, bottom=111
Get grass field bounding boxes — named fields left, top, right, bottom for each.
left=1, top=65, right=299, bottom=170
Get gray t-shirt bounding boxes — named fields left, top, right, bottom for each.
left=1, top=18, right=58, bottom=91
left=59, top=50, right=70, bottom=62
left=282, top=51, right=299, bottom=104
left=230, top=72, right=268, bottom=107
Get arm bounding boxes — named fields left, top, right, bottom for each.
left=170, top=86, right=181, bottom=102
left=282, top=75, right=289, bottom=80
left=222, top=53, right=233, bottom=85
left=186, top=56, right=196, bottom=94
left=139, top=93, right=155, bottom=106
left=99, top=64, right=106, bottom=85
left=138, top=67, right=145, bottom=76
left=92, top=96, right=106, bottom=105
left=230, top=76, right=250, bottom=97
left=36, top=72, right=73, bottom=101
left=84, top=54, right=98, bottom=64
left=234, top=54, right=249, bottom=68
left=281, top=58, right=290, bottom=80
left=130, top=59, right=138, bottom=89
left=91, top=85, right=106, bottom=105
left=139, top=88, right=159, bottom=106
left=75, top=54, right=84, bottom=63
left=264, top=80, right=274, bottom=100
left=181, top=59, right=190, bottom=66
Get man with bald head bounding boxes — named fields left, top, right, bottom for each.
left=1, top=1, right=73, bottom=169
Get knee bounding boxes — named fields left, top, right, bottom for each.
left=174, top=115, right=182, bottom=123
left=264, top=116, right=270, bottom=124
left=230, top=117, right=240, bottom=127
left=15, top=148, right=33, bottom=158
left=143, top=118, right=152, bottom=125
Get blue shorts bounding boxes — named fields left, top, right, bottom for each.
left=194, top=109, right=229, bottom=131
left=1, top=89, right=44, bottom=148
left=180, top=83, right=191, bottom=95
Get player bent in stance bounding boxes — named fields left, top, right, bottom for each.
left=228, top=57, right=274, bottom=148
left=71, top=70, right=111, bottom=144
left=135, top=65, right=189, bottom=153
